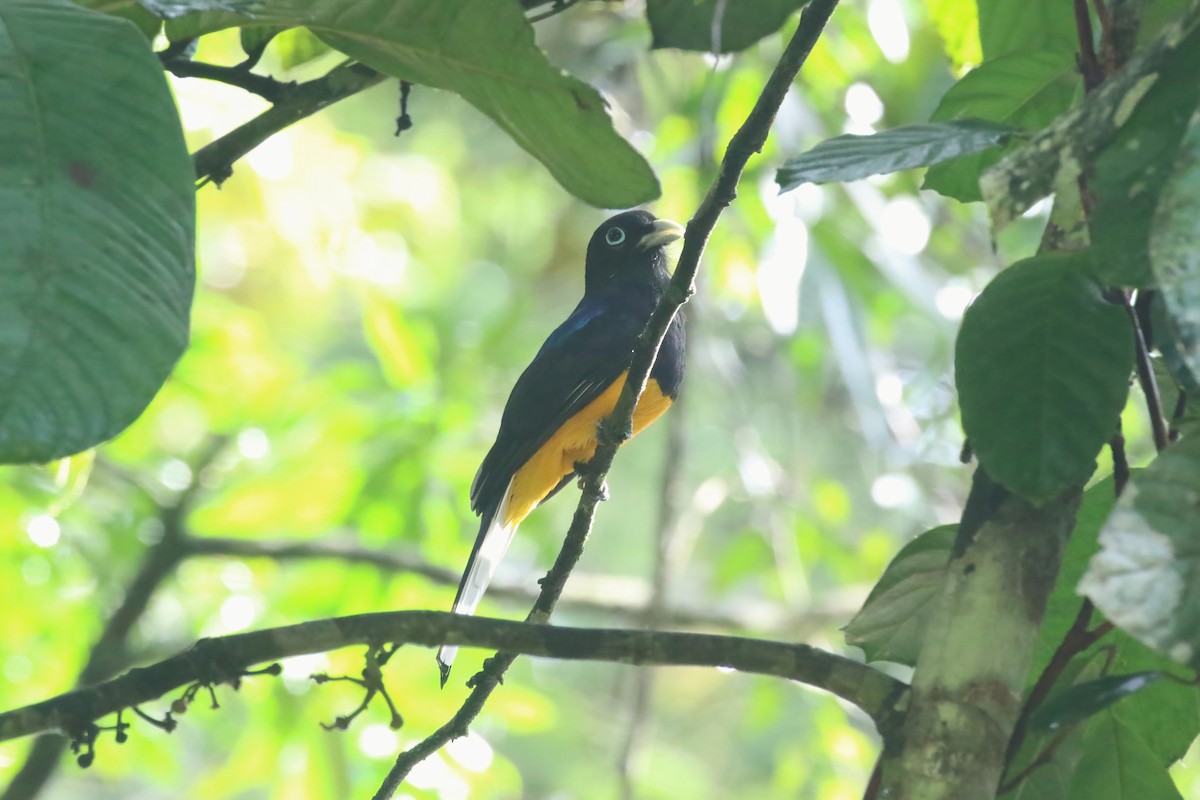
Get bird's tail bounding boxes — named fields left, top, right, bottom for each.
left=437, top=481, right=518, bottom=686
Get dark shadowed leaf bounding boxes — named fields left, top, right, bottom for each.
left=1030, top=672, right=1161, bottom=732
left=955, top=253, right=1133, bottom=504
left=844, top=525, right=955, bottom=665
left=0, top=0, right=194, bottom=463
left=1080, top=436, right=1200, bottom=666
left=74, top=0, right=162, bottom=36
left=647, top=0, right=808, bottom=53
left=777, top=120, right=1016, bottom=191
left=923, top=51, right=1078, bottom=203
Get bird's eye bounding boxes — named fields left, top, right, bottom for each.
left=605, top=227, right=626, bottom=246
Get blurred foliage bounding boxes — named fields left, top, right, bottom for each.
left=2, top=0, right=1196, bottom=798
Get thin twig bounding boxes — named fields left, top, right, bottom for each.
left=0, top=612, right=906, bottom=745
left=161, top=57, right=295, bottom=103
left=186, top=534, right=851, bottom=633
left=192, top=62, right=386, bottom=186
left=527, top=0, right=582, bottom=23
left=372, top=2, right=842, bottom=797
left=1074, top=0, right=1104, bottom=91
left=1124, top=293, right=1171, bottom=452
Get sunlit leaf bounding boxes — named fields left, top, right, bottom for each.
left=1080, top=436, right=1200, bottom=665
left=777, top=120, right=1016, bottom=190
left=239, top=24, right=283, bottom=63
left=0, top=0, right=194, bottom=463
left=647, top=0, right=808, bottom=53
left=926, top=0, right=981, bottom=71
left=955, top=253, right=1133, bottom=504
left=923, top=51, right=1078, bottom=203
left=844, top=525, right=955, bottom=665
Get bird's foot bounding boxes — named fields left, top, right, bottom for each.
left=573, top=459, right=610, bottom=501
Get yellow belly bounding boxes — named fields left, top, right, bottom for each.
left=504, top=371, right=673, bottom=526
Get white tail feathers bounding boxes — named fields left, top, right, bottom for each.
left=437, top=482, right=519, bottom=684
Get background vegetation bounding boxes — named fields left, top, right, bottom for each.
left=1, top=0, right=1199, bottom=798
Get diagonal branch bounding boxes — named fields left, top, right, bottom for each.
left=0, top=612, right=905, bottom=745
left=373, top=1, right=842, bottom=797
left=191, top=62, right=386, bottom=186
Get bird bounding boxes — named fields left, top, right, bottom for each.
left=437, top=210, right=687, bottom=683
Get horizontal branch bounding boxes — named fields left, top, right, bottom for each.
left=0, top=612, right=905, bottom=745
left=186, top=535, right=856, bottom=633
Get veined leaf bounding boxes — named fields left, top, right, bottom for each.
left=0, top=0, right=194, bottom=462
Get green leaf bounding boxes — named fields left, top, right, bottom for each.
left=976, top=0, right=1077, bottom=61
left=239, top=24, right=283, bottom=62
left=1030, top=672, right=1161, bottom=733
left=272, top=26, right=330, bottom=70
left=1080, top=436, right=1200, bottom=666
left=1029, top=478, right=1200, bottom=767
left=647, top=0, right=808, bottom=53
left=73, top=0, right=161, bottom=36
left=776, top=120, right=1016, bottom=191
left=843, top=525, right=956, bottom=665
left=923, top=51, right=1078, bottom=203
left=955, top=253, right=1133, bottom=504
left=1031, top=477, right=1118, bottom=675
left=1088, top=36, right=1200, bottom=287
left=1149, top=112, right=1200, bottom=376
left=0, top=0, right=195, bottom=463
left=165, top=0, right=660, bottom=208
left=1067, top=716, right=1184, bottom=800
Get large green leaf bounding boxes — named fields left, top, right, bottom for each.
left=647, top=0, right=808, bottom=53
left=73, top=0, right=161, bottom=36
left=843, top=525, right=955, bottom=666
left=955, top=253, right=1133, bottom=504
left=160, top=0, right=660, bottom=208
left=1149, top=112, right=1200, bottom=379
left=1066, top=716, right=1184, bottom=800
left=923, top=51, right=1078, bottom=203
left=0, top=0, right=194, bottom=463
left=776, top=120, right=1015, bottom=191
left=1087, top=30, right=1200, bottom=287
left=1080, top=436, right=1200, bottom=666
left=1029, top=478, right=1200, bottom=769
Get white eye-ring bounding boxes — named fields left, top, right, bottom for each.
left=605, top=227, right=626, bottom=246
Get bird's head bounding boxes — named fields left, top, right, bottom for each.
left=584, top=210, right=685, bottom=293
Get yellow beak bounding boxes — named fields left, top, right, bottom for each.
left=637, top=218, right=685, bottom=251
